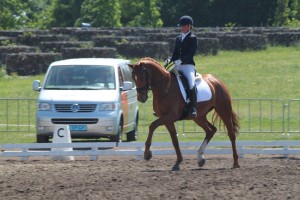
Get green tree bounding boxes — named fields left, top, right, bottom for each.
left=0, top=0, right=25, bottom=29
left=273, top=0, right=300, bottom=26
left=120, top=0, right=162, bottom=27
left=35, top=0, right=83, bottom=28
left=120, top=0, right=143, bottom=26
left=50, top=0, right=84, bottom=27
left=21, top=0, right=51, bottom=29
left=287, top=0, right=300, bottom=26
left=75, top=0, right=121, bottom=27
left=160, top=0, right=285, bottom=27
left=273, top=0, right=290, bottom=26
left=159, top=0, right=180, bottom=27
left=295, top=0, right=300, bottom=20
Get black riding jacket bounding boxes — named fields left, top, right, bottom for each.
left=170, top=32, right=198, bottom=65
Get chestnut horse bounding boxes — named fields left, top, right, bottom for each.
left=129, top=57, right=240, bottom=171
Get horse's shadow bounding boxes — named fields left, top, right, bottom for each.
left=141, top=168, right=213, bottom=173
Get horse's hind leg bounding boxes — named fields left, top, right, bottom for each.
left=215, top=109, right=240, bottom=168
left=224, top=121, right=240, bottom=168
left=225, top=125, right=239, bottom=167
left=194, top=116, right=217, bottom=167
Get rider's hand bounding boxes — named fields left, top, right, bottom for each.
left=174, top=59, right=182, bottom=66
left=165, top=59, right=171, bottom=65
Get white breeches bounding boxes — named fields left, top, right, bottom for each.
left=174, top=64, right=195, bottom=89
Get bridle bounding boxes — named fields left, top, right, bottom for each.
left=133, top=66, right=151, bottom=95
left=133, top=65, right=166, bottom=96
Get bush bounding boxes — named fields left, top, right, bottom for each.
left=6, top=53, right=62, bottom=75
left=267, top=32, right=300, bottom=46
left=197, top=38, right=220, bottom=55
left=218, top=34, right=268, bottom=51
left=116, top=42, right=169, bottom=59
left=61, top=47, right=116, bottom=59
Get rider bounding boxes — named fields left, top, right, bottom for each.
left=166, top=15, right=198, bottom=118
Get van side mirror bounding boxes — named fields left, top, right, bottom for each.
left=32, top=80, right=41, bottom=91
left=122, top=81, right=133, bottom=91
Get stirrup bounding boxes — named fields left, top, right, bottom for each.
left=189, top=107, right=197, bottom=118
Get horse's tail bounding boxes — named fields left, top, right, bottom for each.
left=209, top=75, right=240, bottom=136
left=231, top=111, right=240, bottom=135
left=212, top=108, right=240, bottom=136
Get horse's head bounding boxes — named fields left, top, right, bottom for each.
left=128, top=61, right=152, bottom=103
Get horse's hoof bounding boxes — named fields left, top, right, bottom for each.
left=144, top=151, right=152, bottom=160
left=198, top=158, right=206, bottom=167
left=172, top=165, right=180, bottom=171
left=233, top=164, right=240, bottom=168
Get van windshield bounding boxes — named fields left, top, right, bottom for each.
left=44, top=65, right=116, bottom=90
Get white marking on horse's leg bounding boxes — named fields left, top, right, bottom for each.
left=197, top=139, right=208, bottom=162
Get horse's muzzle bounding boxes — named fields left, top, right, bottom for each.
left=138, top=93, right=148, bottom=103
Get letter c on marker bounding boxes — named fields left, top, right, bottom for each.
left=57, top=128, right=65, bottom=138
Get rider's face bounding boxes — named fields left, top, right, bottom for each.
left=180, top=24, right=191, bottom=33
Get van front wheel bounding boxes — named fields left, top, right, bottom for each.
left=126, top=115, right=138, bottom=141
left=111, top=119, right=123, bottom=143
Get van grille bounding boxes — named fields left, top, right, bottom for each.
left=52, top=118, right=98, bottom=124
left=55, top=104, right=96, bottom=112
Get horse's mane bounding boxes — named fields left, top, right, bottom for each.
left=140, top=57, right=164, bottom=69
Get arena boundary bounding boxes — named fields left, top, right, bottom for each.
left=1, top=141, right=300, bottom=161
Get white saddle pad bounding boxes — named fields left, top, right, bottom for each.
left=175, top=73, right=212, bottom=102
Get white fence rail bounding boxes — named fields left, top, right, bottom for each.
left=1, top=141, right=300, bottom=160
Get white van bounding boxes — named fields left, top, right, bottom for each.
left=33, top=58, right=139, bottom=143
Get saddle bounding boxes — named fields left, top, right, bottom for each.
left=167, top=67, right=212, bottom=119
left=171, top=70, right=202, bottom=100
left=170, top=70, right=201, bottom=119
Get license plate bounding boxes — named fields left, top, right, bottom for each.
left=69, top=125, right=87, bottom=131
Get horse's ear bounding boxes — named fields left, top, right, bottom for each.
left=139, top=61, right=145, bottom=67
left=128, top=64, right=134, bottom=69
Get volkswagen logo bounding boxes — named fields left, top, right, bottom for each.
left=71, top=104, right=80, bottom=112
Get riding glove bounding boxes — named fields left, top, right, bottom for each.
left=174, top=59, right=182, bottom=66
left=165, top=59, right=171, bottom=65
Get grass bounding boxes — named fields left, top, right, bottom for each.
left=0, top=74, right=44, bottom=99
left=197, top=45, right=300, bottom=98
left=1, top=45, right=300, bottom=143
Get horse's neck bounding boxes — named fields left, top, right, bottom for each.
left=151, top=71, right=173, bottom=99
left=145, top=61, right=173, bottom=98
left=150, top=66, right=168, bottom=85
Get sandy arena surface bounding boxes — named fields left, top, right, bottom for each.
left=0, top=154, right=299, bottom=200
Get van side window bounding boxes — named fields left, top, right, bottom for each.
left=118, top=67, right=124, bottom=87
left=120, top=64, right=135, bottom=87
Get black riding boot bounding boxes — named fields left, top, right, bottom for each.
left=189, top=86, right=197, bottom=118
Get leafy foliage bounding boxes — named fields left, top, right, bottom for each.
left=0, top=0, right=25, bottom=29
left=273, top=0, right=300, bottom=26
left=0, top=0, right=300, bottom=29
left=120, top=0, right=162, bottom=27
left=75, top=0, right=121, bottom=27
left=47, top=0, right=84, bottom=27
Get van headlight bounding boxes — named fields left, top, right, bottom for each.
left=99, top=103, right=116, bottom=111
left=38, top=103, right=52, bottom=111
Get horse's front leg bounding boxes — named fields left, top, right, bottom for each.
left=144, top=118, right=165, bottom=161
left=165, top=123, right=182, bottom=171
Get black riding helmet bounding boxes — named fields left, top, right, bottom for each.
left=178, top=15, right=193, bottom=26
